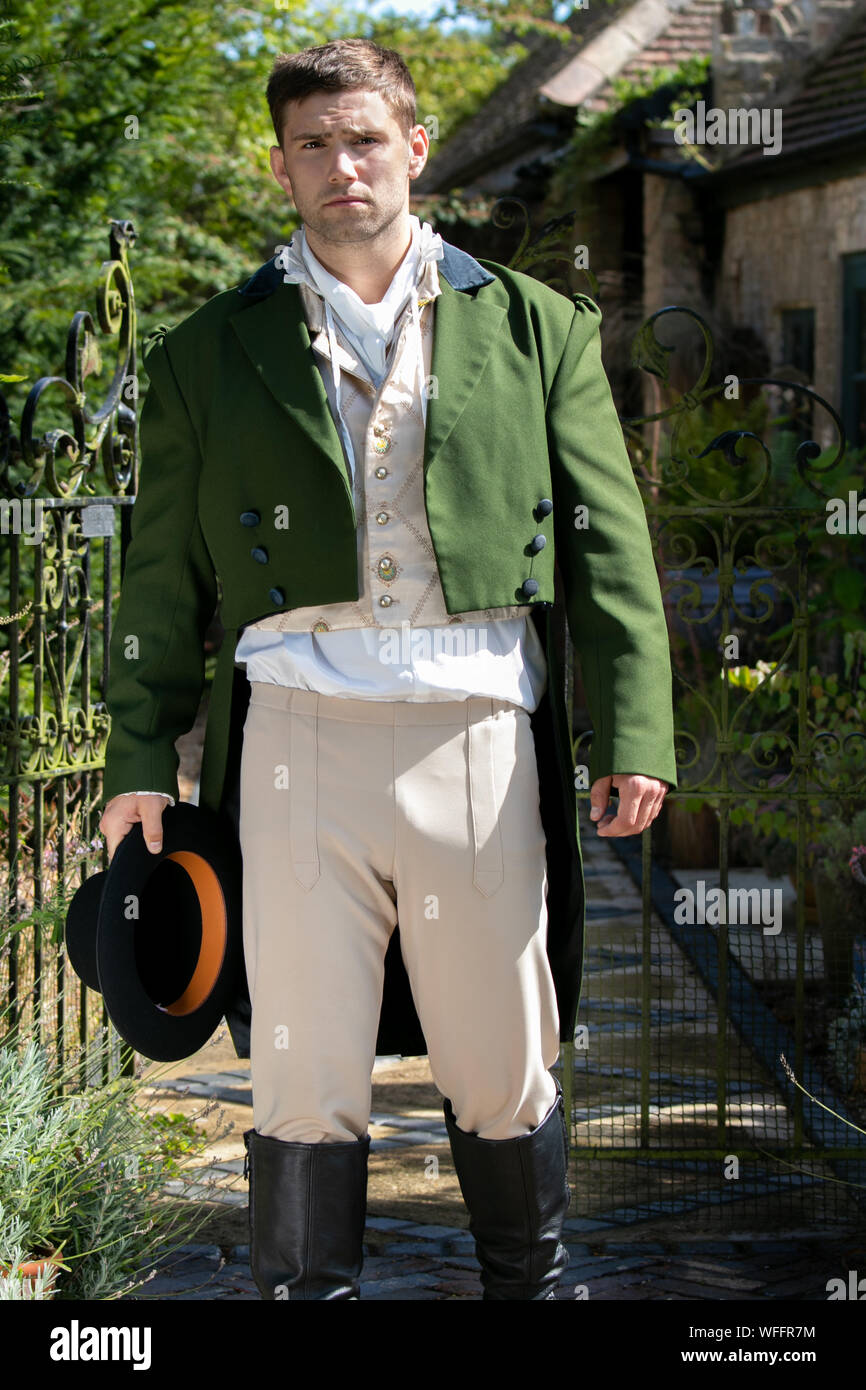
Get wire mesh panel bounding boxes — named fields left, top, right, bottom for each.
left=564, top=303, right=866, bottom=1230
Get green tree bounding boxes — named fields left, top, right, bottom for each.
left=0, top=0, right=526, bottom=405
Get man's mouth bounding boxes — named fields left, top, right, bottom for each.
left=325, top=196, right=367, bottom=205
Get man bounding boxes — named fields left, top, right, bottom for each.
left=98, top=37, right=677, bottom=1301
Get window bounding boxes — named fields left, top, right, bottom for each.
left=842, top=253, right=866, bottom=451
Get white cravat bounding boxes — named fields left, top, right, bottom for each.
left=275, top=215, right=444, bottom=483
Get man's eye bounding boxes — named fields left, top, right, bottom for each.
left=302, top=137, right=376, bottom=149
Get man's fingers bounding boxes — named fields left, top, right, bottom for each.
left=99, top=794, right=169, bottom=865
left=595, top=778, right=668, bottom=837
left=589, top=776, right=612, bottom=823
left=596, top=800, right=644, bottom=836
left=141, top=802, right=166, bottom=855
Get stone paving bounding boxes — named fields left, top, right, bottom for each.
left=126, top=1226, right=865, bottom=1301
left=125, top=813, right=864, bottom=1301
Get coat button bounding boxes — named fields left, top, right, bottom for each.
left=535, top=498, right=553, bottom=520
left=521, top=578, right=540, bottom=598
left=529, top=534, right=547, bottom=553
left=374, top=466, right=388, bottom=479
left=375, top=511, right=389, bottom=525
left=240, top=510, right=260, bottom=527
left=269, top=587, right=284, bottom=605
left=251, top=546, right=269, bottom=564
left=379, top=594, right=394, bottom=608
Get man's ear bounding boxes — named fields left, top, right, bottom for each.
left=269, top=144, right=293, bottom=198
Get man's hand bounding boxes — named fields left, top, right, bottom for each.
left=99, top=794, right=172, bottom=865
left=589, top=774, right=667, bottom=837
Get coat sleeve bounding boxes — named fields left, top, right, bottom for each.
left=98, top=333, right=218, bottom=809
left=546, top=292, right=678, bottom=790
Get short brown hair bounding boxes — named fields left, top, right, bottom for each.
left=267, top=39, right=417, bottom=147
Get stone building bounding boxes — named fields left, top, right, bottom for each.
left=415, top=0, right=866, bottom=449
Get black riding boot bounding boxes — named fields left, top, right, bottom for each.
left=242, top=1127, right=370, bottom=1300
left=443, top=1077, right=571, bottom=1300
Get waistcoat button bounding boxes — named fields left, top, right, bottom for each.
left=535, top=498, right=553, bottom=519
left=269, top=587, right=285, bottom=605
left=240, top=510, right=260, bottom=527
left=379, top=594, right=394, bottom=608
left=530, top=534, right=547, bottom=553
left=251, top=547, right=269, bottom=564
left=375, top=512, right=390, bottom=526
left=374, top=466, right=388, bottom=479
left=521, top=578, right=540, bottom=598
left=377, top=556, right=397, bottom=581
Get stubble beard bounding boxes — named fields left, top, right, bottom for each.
left=297, top=175, right=409, bottom=250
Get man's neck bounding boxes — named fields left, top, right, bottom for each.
left=302, top=216, right=413, bottom=304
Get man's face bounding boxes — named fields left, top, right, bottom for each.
left=269, top=87, right=428, bottom=246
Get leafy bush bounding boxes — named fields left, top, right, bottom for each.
left=827, top=981, right=866, bottom=1094
left=0, top=1022, right=219, bottom=1299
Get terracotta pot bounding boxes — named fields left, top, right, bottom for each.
left=658, top=800, right=720, bottom=868
left=0, top=1251, right=62, bottom=1298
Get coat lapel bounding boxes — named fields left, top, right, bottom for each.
left=227, top=241, right=505, bottom=494
left=228, top=279, right=347, bottom=488
left=423, top=277, right=506, bottom=478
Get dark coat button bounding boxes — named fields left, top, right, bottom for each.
left=251, top=546, right=269, bottom=564
left=535, top=498, right=553, bottom=519
left=240, top=511, right=261, bottom=526
left=269, top=587, right=285, bottom=605
left=529, top=534, right=547, bottom=553
left=521, top=578, right=540, bottom=598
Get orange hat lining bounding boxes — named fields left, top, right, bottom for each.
left=159, top=851, right=228, bottom=1016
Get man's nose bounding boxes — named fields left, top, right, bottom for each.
left=329, top=148, right=359, bottom=179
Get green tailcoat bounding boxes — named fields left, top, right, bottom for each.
left=100, top=240, right=678, bottom=1058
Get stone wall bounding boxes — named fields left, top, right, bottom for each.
left=721, top=172, right=866, bottom=448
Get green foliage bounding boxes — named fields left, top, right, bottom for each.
left=0, top=1022, right=216, bottom=1299
left=827, top=981, right=866, bottom=1095
left=546, top=54, right=711, bottom=215
left=0, top=0, right=521, bottom=406
left=813, top=808, right=866, bottom=887
left=727, top=632, right=866, bottom=871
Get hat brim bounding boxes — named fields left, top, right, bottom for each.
left=95, top=802, right=243, bottom=1062
left=65, top=871, right=106, bottom=992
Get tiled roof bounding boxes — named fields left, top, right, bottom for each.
left=415, top=0, right=633, bottom=194
left=543, top=0, right=722, bottom=111
left=717, top=2, right=866, bottom=172
left=584, top=0, right=722, bottom=113
left=417, top=0, right=723, bottom=194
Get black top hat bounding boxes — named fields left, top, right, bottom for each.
left=65, top=801, right=244, bottom=1062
